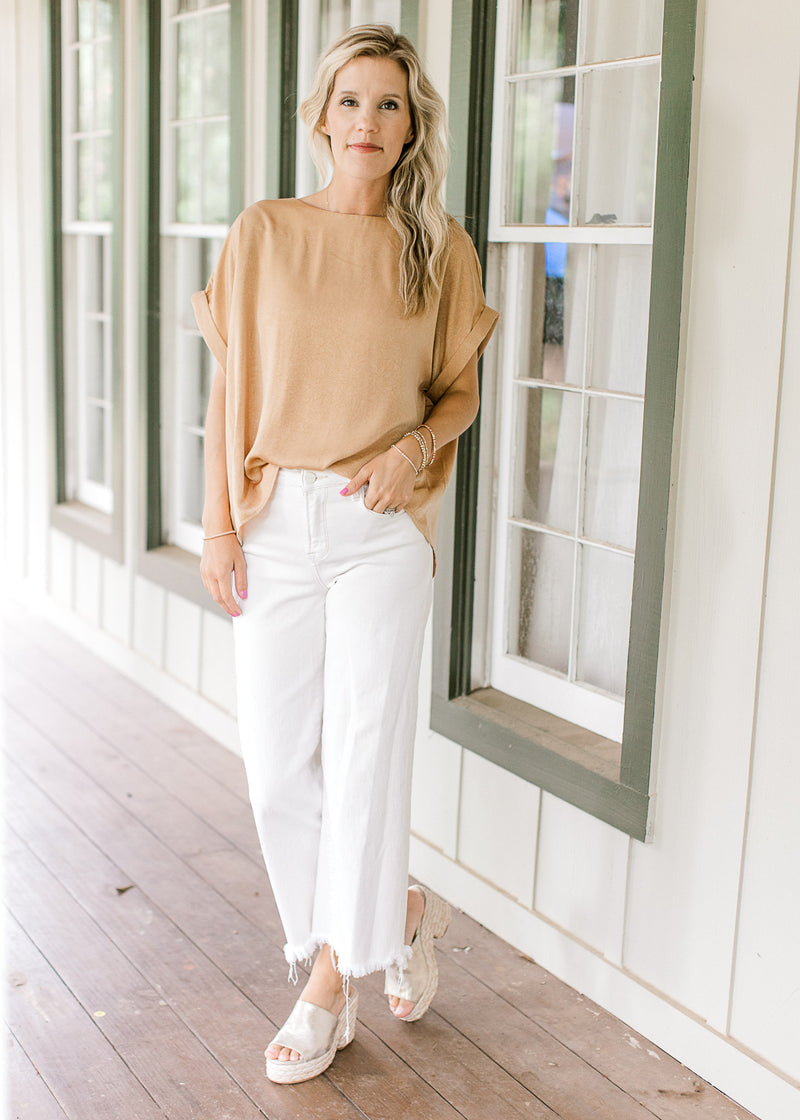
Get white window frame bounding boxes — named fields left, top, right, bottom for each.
left=484, top=0, right=663, bottom=741
left=160, top=0, right=233, bottom=555
left=60, top=0, right=115, bottom=515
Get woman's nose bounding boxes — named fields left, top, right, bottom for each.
left=355, top=108, right=378, bottom=134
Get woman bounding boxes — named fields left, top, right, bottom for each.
left=193, top=24, right=497, bottom=1085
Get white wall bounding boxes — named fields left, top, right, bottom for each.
left=3, top=1, right=800, bottom=1118
left=410, top=3, right=800, bottom=1118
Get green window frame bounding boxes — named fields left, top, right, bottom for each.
left=144, top=0, right=244, bottom=562
left=140, top=0, right=299, bottom=602
left=434, top=0, right=697, bottom=840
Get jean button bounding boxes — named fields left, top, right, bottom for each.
left=302, top=470, right=316, bottom=485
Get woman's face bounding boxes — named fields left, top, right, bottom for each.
left=321, top=56, right=414, bottom=187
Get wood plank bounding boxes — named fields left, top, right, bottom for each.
left=185, top=852, right=657, bottom=1120
left=190, top=848, right=561, bottom=1120
left=1, top=628, right=259, bottom=863
left=1, top=612, right=759, bottom=1120
left=5, top=1029, right=70, bottom=1120
left=2, top=755, right=370, bottom=1120
left=4, top=842, right=270, bottom=1120
left=4, top=913, right=165, bottom=1120
left=436, top=909, right=759, bottom=1120
left=4, top=612, right=251, bottom=804
left=1, top=699, right=466, bottom=1118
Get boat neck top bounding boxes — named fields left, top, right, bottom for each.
left=192, top=197, right=499, bottom=570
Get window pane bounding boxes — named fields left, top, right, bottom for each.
left=84, top=319, right=105, bottom=399
left=512, top=386, right=581, bottom=534
left=202, top=122, right=230, bottom=224
left=583, top=396, right=643, bottom=550
left=78, top=45, right=94, bottom=131
left=77, top=0, right=93, bottom=41
left=576, top=63, right=659, bottom=226
left=583, top=0, right=663, bottom=63
left=508, top=76, right=575, bottom=225
left=76, top=138, right=94, bottom=220
left=203, top=11, right=230, bottom=117
left=589, top=245, right=651, bottom=394
left=95, top=135, right=113, bottom=221
left=180, top=334, right=212, bottom=428
left=82, top=234, right=104, bottom=311
left=576, top=545, right=633, bottom=696
left=319, top=2, right=402, bottom=49
left=505, top=243, right=588, bottom=387
left=177, top=16, right=202, bottom=121
left=176, top=124, right=201, bottom=223
left=96, top=0, right=112, bottom=38
left=85, top=402, right=107, bottom=484
left=96, top=37, right=113, bottom=131
left=508, top=526, right=574, bottom=674
left=181, top=432, right=205, bottom=524
left=514, top=0, right=578, bottom=73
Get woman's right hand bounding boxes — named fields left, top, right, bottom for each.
left=200, top=533, right=248, bottom=617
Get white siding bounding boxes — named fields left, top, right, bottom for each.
left=727, top=122, right=800, bottom=1078
left=458, top=748, right=540, bottom=907
left=3, top=1, right=800, bottom=1118
left=534, top=794, right=627, bottom=965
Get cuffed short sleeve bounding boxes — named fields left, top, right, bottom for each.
left=428, top=224, right=499, bottom=403
left=191, top=214, right=242, bottom=374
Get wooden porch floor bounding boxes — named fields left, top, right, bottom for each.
left=2, top=609, right=756, bottom=1120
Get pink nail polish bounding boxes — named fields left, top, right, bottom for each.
left=240, top=589, right=247, bottom=599
left=339, top=487, right=349, bottom=496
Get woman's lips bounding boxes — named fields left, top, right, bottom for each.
left=349, top=143, right=382, bottom=152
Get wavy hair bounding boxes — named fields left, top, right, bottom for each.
left=298, top=24, right=451, bottom=316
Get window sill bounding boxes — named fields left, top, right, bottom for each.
left=51, top=501, right=124, bottom=562
left=462, top=688, right=622, bottom=782
left=137, top=543, right=226, bottom=616
left=431, top=688, right=647, bottom=840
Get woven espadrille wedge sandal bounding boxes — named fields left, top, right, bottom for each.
left=384, top=885, right=451, bottom=1022
left=265, top=988, right=358, bottom=1084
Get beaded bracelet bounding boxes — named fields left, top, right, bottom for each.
left=391, top=443, right=419, bottom=476
left=406, top=428, right=429, bottom=470
left=203, top=529, right=238, bottom=541
left=419, top=423, right=436, bottom=466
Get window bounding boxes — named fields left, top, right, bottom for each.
left=58, top=0, right=118, bottom=517
left=157, top=0, right=241, bottom=553
left=434, top=0, right=697, bottom=838
left=486, top=0, right=662, bottom=741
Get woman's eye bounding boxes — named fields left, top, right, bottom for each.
left=380, top=100, right=399, bottom=110
left=340, top=97, right=357, bottom=107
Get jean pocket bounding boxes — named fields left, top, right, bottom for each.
left=360, top=487, right=402, bottom=517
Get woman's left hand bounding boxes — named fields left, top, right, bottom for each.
left=339, top=443, right=418, bottom=513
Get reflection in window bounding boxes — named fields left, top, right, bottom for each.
left=488, top=231, right=652, bottom=737
left=499, top=0, right=662, bottom=230
left=485, top=0, right=664, bottom=739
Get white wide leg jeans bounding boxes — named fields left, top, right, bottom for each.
left=233, top=468, right=433, bottom=982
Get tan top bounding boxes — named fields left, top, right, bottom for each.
left=192, top=198, right=498, bottom=566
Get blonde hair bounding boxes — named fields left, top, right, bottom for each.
left=298, top=24, right=451, bottom=316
